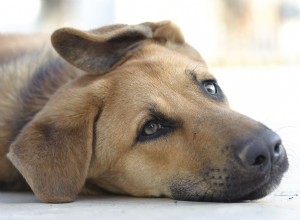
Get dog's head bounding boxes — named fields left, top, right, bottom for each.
left=8, top=21, right=288, bottom=203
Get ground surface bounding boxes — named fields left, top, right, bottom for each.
left=1, top=66, right=299, bottom=219
left=0, top=191, right=299, bottom=220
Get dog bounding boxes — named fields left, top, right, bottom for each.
left=0, top=21, right=288, bottom=203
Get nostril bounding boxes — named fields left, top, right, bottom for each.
left=274, top=142, right=282, bottom=156
left=252, top=155, right=266, bottom=166
left=274, top=144, right=279, bottom=154
left=237, top=143, right=269, bottom=169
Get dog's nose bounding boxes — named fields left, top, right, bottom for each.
left=237, top=130, right=284, bottom=170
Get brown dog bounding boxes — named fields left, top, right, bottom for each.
left=0, top=21, right=288, bottom=203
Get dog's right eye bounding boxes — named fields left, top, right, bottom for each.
left=203, top=81, right=217, bottom=95
left=200, top=79, right=225, bottom=101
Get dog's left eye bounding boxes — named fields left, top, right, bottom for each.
left=143, top=121, right=163, bottom=135
left=137, top=120, right=171, bottom=142
left=203, top=81, right=217, bottom=95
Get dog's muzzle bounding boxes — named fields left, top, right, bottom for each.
left=170, top=125, right=289, bottom=202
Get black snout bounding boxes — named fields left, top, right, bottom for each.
left=237, top=130, right=284, bottom=170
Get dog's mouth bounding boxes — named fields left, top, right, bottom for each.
left=170, top=158, right=289, bottom=202
left=171, top=174, right=281, bottom=202
left=220, top=171, right=284, bottom=202
left=237, top=175, right=282, bottom=201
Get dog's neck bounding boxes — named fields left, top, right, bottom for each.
left=10, top=46, right=84, bottom=140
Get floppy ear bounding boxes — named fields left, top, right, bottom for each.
left=51, top=24, right=152, bottom=74
left=7, top=79, right=102, bottom=203
left=51, top=20, right=200, bottom=74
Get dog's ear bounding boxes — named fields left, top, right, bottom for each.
left=7, top=79, right=102, bottom=203
left=142, top=21, right=185, bottom=44
left=51, top=24, right=152, bottom=74
left=51, top=21, right=201, bottom=74
left=144, top=21, right=204, bottom=63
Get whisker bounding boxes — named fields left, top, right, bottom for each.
left=275, top=125, right=297, bottom=133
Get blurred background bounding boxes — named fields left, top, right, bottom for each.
left=0, top=0, right=299, bottom=194
left=0, top=0, right=300, bottom=65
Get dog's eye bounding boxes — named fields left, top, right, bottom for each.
left=137, top=120, right=172, bottom=142
left=143, top=121, right=163, bottom=135
left=136, top=110, right=180, bottom=143
left=203, top=81, right=217, bottom=95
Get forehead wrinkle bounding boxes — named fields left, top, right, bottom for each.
left=148, top=61, right=168, bottom=78
left=147, top=87, right=200, bottom=119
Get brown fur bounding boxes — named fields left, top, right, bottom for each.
left=0, top=21, right=288, bottom=203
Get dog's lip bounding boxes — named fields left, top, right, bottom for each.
left=215, top=167, right=287, bottom=202
left=236, top=177, right=281, bottom=201
left=197, top=176, right=278, bottom=202
left=200, top=175, right=272, bottom=202
left=170, top=177, right=281, bottom=203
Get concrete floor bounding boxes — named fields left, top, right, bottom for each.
left=1, top=66, right=300, bottom=219
left=0, top=191, right=299, bottom=220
